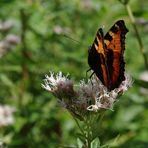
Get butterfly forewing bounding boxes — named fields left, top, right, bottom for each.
left=88, top=29, right=109, bottom=87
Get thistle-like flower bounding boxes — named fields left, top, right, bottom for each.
left=42, top=72, right=76, bottom=98
left=42, top=72, right=132, bottom=118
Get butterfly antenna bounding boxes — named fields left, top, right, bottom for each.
left=102, top=25, right=105, bottom=29
left=63, top=34, right=81, bottom=44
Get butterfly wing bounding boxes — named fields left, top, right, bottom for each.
left=88, top=20, right=128, bottom=90
left=104, top=20, right=128, bottom=90
left=88, top=28, right=109, bottom=87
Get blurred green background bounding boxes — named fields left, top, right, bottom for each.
left=0, top=0, right=148, bottom=147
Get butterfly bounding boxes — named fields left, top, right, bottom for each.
left=88, top=20, right=128, bottom=91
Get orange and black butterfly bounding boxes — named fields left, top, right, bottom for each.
left=88, top=20, right=128, bottom=91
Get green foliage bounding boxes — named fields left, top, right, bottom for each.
left=0, top=0, right=148, bottom=147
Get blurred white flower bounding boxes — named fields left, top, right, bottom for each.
left=0, top=20, right=13, bottom=32
left=5, top=34, right=20, bottom=45
left=0, top=105, right=16, bottom=127
left=0, top=34, right=20, bottom=57
left=53, top=25, right=70, bottom=35
left=136, top=18, right=148, bottom=26
left=80, top=0, right=93, bottom=10
left=0, top=20, right=20, bottom=58
left=0, top=41, right=10, bottom=57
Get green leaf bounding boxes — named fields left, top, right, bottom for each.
left=134, top=78, right=148, bottom=88
left=77, top=138, right=84, bottom=148
left=76, top=133, right=85, bottom=143
left=14, top=117, right=27, bottom=132
left=91, top=138, right=101, bottom=148
left=0, top=74, right=14, bottom=87
left=120, top=140, right=148, bottom=148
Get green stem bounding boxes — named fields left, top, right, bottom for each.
left=19, top=9, right=29, bottom=107
left=85, top=116, right=91, bottom=148
left=73, top=116, right=86, bottom=138
left=125, top=4, right=148, bottom=70
left=70, top=114, right=85, bottom=146
left=98, top=111, right=105, bottom=126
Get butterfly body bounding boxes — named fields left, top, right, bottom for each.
left=88, top=20, right=128, bottom=91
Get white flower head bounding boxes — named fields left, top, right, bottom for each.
left=42, top=71, right=68, bottom=91
left=42, top=72, right=76, bottom=99
left=86, top=73, right=133, bottom=112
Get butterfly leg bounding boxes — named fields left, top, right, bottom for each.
left=86, top=68, right=95, bottom=86
left=89, top=71, right=95, bottom=79
left=89, top=71, right=95, bottom=87
left=86, top=68, right=92, bottom=78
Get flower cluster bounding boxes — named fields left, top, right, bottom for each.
left=0, top=105, right=16, bottom=127
left=42, top=72, right=132, bottom=119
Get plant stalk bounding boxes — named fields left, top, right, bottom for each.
left=125, top=4, right=148, bottom=70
